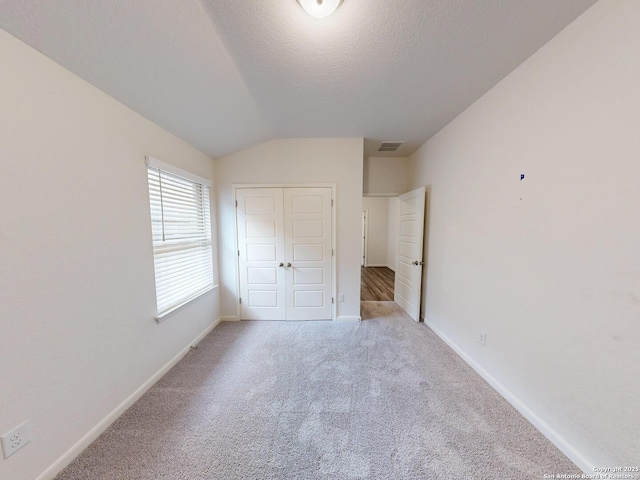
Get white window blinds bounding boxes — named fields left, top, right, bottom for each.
left=147, top=163, right=213, bottom=319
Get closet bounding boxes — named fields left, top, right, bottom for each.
left=236, top=187, right=333, bottom=320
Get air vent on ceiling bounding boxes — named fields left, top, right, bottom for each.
left=377, top=141, right=404, bottom=152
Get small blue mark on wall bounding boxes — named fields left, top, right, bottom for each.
left=520, top=174, right=525, bottom=181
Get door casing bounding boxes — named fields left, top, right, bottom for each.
left=361, top=210, right=368, bottom=267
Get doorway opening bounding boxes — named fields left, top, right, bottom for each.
left=360, top=198, right=397, bottom=302
left=360, top=187, right=426, bottom=321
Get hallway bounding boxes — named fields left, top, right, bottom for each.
left=360, top=266, right=394, bottom=301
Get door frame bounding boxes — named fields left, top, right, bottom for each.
left=361, top=210, right=368, bottom=267
left=232, top=183, right=337, bottom=321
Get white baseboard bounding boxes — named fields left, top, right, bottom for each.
left=422, top=318, right=594, bottom=475
left=337, top=316, right=361, bottom=323
left=386, top=264, right=395, bottom=272
left=365, top=264, right=386, bottom=268
left=220, top=315, right=239, bottom=321
left=37, top=316, right=222, bottom=480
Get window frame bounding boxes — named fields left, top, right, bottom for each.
left=146, top=156, right=216, bottom=322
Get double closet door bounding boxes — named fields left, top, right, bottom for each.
left=236, top=187, right=332, bottom=321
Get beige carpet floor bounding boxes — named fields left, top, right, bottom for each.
left=56, top=301, right=580, bottom=479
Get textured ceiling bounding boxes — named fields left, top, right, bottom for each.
left=0, top=0, right=596, bottom=158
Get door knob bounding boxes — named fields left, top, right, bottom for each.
left=412, top=260, right=419, bottom=265
left=286, top=263, right=292, bottom=268
left=279, top=262, right=284, bottom=267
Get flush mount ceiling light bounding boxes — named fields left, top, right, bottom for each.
left=297, top=0, right=344, bottom=18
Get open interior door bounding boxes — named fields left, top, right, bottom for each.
left=393, top=186, right=426, bottom=321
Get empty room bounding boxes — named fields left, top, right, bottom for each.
left=1, top=0, right=639, bottom=479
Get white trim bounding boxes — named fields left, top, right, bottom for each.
left=155, top=284, right=217, bottom=323
left=220, top=315, right=239, bottom=322
left=331, top=187, right=337, bottom=322
left=364, top=264, right=387, bottom=268
left=232, top=186, right=242, bottom=322
left=422, top=318, right=594, bottom=475
left=36, top=317, right=223, bottom=480
left=145, top=156, right=211, bottom=187
left=232, top=183, right=337, bottom=321
left=361, top=210, right=368, bottom=267
left=337, top=316, right=361, bottom=323
left=363, top=193, right=402, bottom=197
left=386, top=264, right=396, bottom=272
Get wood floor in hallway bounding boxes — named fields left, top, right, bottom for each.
left=360, top=266, right=395, bottom=301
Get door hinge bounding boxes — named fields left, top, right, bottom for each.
left=331, top=249, right=334, bottom=257
left=332, top=297, right=335, bottom=304
left=239, top=297, right=242, bottom=304
left=235, top=200, right=238, bottom=207
left=331, top=199, right=334, bottom=207
left=238, top=250, right=240, bottom=257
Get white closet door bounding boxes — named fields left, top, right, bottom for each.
left=394, top=186, right=426, bottom=321
left=237, top=188, right=286, bottom=320
left=284, top=188, right=332, bottom=321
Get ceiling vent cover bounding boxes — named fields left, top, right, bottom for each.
left=377, top=141, right=404, bottom=152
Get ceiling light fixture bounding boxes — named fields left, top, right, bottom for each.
left=296, top=0, right=344, bottom=19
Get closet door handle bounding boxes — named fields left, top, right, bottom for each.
left=279, top=262, right=284, bottom=267
left=286, top=263, right=292, bottom=268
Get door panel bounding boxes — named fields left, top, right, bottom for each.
left=294, top=290, right=325, bottom=307
left=248, top=290, right=278, bottom=307
left=245, top=196, right=276, bottom=215
left=246, top=244, right=277, bottom=261
left=394, top=186, right=426, bottom=321
left=284, top=188, right=332, bottom=320
left=293, top=244, right=324, bottom=261
left=246, top=219, right=276, bottom=238
left=294, top=268, right=324, bottom=285
left=247, top=268, right=278, bottom=284
left=237, top=188, right=285, bottom=320
left=293, top=220, right=324, bottom=238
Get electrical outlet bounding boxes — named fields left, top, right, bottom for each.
left=338, top=293, right=344, bottom=302
left=2, top=421, right=31, bottom=459
left=477, top=331, right=487, bottom=347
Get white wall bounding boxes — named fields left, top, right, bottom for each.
left=363, top=156, right=410, bottom=195
left=386, top=197, right=399, bottom=271
left=0, top=30, right=220, bottom=480
left=362, top=197, right=388, bottom=267
left=408, top=0, right=639, bottom=469
left=215, top=138, right=363, bottom=321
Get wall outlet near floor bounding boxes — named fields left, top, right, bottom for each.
left=1, top=421, right=31, bottom=459
left=477, top=331, right=487, bottom=347
left=338, top=293, right=344, bottom=302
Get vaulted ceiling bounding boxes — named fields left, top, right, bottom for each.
left=0, top=0, right=596, bottom=158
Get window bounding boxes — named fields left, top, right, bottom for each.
left=146, top=156, right=214, bottom=321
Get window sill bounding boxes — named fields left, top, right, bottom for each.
left=155, top=284, right=218, bottom=323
